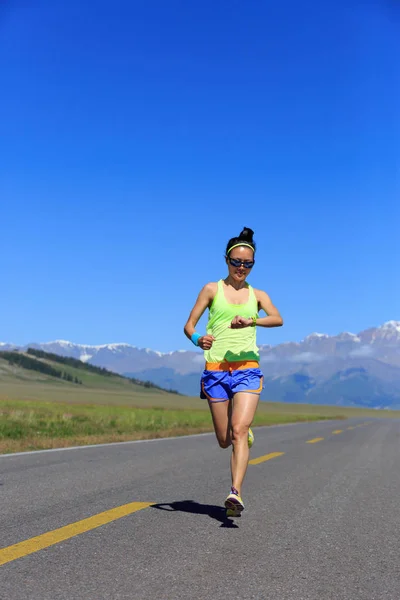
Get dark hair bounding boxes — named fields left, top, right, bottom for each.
left=225, top=227, right=256, bottom=256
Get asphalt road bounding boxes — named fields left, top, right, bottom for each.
left=1, top=418, right=399, bottom=600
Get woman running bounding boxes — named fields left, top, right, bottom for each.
left=184, top=226, right=283, bottom=516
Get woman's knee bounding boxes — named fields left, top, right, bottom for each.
left=216, top=434, right=231, bottom=449
left=231, top=423, right=249, bottom=442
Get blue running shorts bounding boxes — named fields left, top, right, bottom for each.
left=200, top=368, right=264, bottom=403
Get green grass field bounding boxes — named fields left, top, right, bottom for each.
left=0, top=396, right=340, bottom=454
left=1, top=352, right=400, bottom=454
left=2, top=385, right=400, bottom=455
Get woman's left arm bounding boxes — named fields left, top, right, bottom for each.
left=254, top=290, right=283, bottom=327
left=229, top=290, right=283, bottom=329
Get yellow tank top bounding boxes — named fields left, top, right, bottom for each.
left=204, top=280, right=260, bottom=363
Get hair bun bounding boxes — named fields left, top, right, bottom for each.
left=239, top=227, right=254, bottom=242
left=225, top=227, right=256, bottom=256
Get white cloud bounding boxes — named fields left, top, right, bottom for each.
left=260, top=354, right=279, bottom=363
left=290, top=352, right=326, bottom=363
left=191, top=354, right=205, bottom=365
left=349, top=345, right=374, bottom=357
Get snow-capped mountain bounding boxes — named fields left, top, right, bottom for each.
left=1, top=321, right=400, bottom=408
left=359, top=321, right=400, bottom=345
left=0, top=342, right=18, bottom=351
left=8, top=320, right=398, bottom=369
left=21, top=340, right=178, bottom=374
left=257, top=321, right=400, bottom=366
left=8, top=339, right=202, bottom=375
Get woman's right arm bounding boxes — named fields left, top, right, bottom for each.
left=183, top=282, right=217, bottom=350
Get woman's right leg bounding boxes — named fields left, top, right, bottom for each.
left=208, top=400, right=232, bottom=449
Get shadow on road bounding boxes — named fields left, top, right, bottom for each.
left=150, top=500, right=239, bottom=528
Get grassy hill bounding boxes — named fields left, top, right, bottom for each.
left=0, top=349, right=182, bottom=399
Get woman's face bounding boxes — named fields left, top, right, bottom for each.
left=226, top=246, right=255, bottom=283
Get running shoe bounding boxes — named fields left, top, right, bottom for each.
left=225, top=486, right=245, bottom=517
left=248, top=427, right=255, bottom=449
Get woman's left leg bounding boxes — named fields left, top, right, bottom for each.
left=230, top=392, right=260, bottom=496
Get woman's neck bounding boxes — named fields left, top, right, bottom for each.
left=224, top=276, right=247, bottom=291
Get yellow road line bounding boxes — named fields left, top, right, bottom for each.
left=347, top=426, right=355, bottom=430
left=249, top=451, right=285, bottom=465
left=0, top=501, right=153, bottom=567
left=332, top=430, right=343, bottom=434
left=306, top=437, right=324, bottom=444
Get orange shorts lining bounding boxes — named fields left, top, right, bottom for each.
left=205, top=360, right=259, bottom=372
left=242, top=376, right=264, bottom=394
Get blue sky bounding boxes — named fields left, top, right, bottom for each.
left=1, top=0, right=399, bottom=352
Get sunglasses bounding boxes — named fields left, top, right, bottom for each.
left=228, top=257, right=255, bottom=269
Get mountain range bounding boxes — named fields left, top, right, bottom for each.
left=1, top=321, right=400, bottom=409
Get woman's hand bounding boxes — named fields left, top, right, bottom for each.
left=229, top=315, right=253, bottom=329
left=198, top=335, right=215, bottom=350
